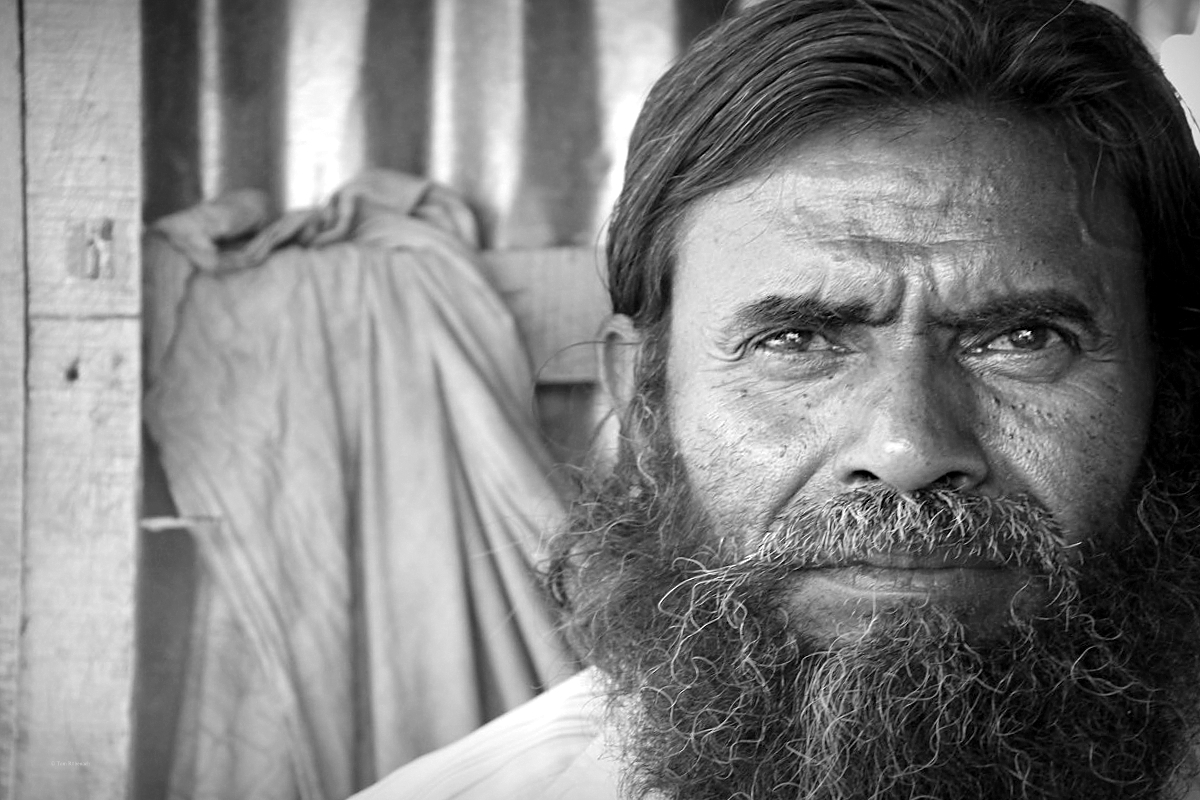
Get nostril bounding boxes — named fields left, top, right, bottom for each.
left=843, top=469, right=979, bottom=493
left=847, top=469, right=880, bottom=486
left=930, top=472, right=972, bottom=491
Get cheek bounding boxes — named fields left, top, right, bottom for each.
left=982, top=377, right=1153, bottom=544
left=669, top=379, right=833, bottom=533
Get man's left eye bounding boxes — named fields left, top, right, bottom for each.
left=963, top=325, right=1080, bottom=380
left=976, top=326, right=1070, bottom=353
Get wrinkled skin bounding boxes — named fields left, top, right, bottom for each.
left=605, top=109, right=1155, bottom=640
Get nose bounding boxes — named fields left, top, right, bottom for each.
left=833, top=358, right=988, bottom=493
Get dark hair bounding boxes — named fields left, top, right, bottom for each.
left=606, top=0, right=1200, bottom=351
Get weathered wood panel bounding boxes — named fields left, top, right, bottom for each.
left=14, top=0, right=143, bottom=797
left=18, top=320, right=140, bottom=799
left=23, top=0, right=142, bottom=319
left=482, top=246, right=609, bottom=384
left=0, top=0, right=26, bottom=795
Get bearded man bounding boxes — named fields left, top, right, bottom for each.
left=350, top=0, right=1200, bottom=798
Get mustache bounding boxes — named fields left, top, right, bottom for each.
left=690, top=485, right=1077, bottom=580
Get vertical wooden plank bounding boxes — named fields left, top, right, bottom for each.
left=0, top=0, right=25, bottom=795
left=24, top=0, right=141, bottom=320
left=17, top=0, right=142, bottom=797
left=19, top=321, right=140, bottom=799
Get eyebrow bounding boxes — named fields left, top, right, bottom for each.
left=726, top=294, right=895, bottom=334
left=930, top=290, right=1099, bottom=336
left=724, top=289, right=1099, bottom=336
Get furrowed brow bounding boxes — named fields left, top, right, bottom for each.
left=932, top=290, right=1099, bottom=336
left=726, top=294, right=890, bottom=334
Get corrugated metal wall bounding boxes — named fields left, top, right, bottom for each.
left=142, top=0, right=1197, bottom=242
left=143, top=0, right=740, bottom=248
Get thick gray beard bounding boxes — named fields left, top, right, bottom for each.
left=549, top=434, right=1200, bottom=800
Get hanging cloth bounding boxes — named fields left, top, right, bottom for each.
left=144, top=170, right=578, bottom=800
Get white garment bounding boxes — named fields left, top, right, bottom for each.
left=145, top=171, right=578, bottom=800
left=349, top=668, right=620, bottom=800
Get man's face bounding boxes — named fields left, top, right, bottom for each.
left=570, top=108, right=1200, bottom=800
left=659, top=110, right=1154, bottom=639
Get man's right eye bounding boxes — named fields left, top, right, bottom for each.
left=753, top=329, right=837, bottom=354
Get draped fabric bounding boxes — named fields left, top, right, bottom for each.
left=144, top=171, right=578, bottom=800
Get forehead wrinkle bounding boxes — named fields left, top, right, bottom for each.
left=756, top=122, right=1138, bottom=256
left=774, top=172, right=1014, bottom=247
left=676, top=113, right=1144, bottom=335
left=762, top=141, right=992, bottom=242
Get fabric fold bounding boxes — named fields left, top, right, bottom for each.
left=144, top=170, right=578, bottom=800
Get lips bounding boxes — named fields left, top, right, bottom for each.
left=786, top=563, right=1048, bottom=641
left=808, top=548, right=1010, bottom=571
